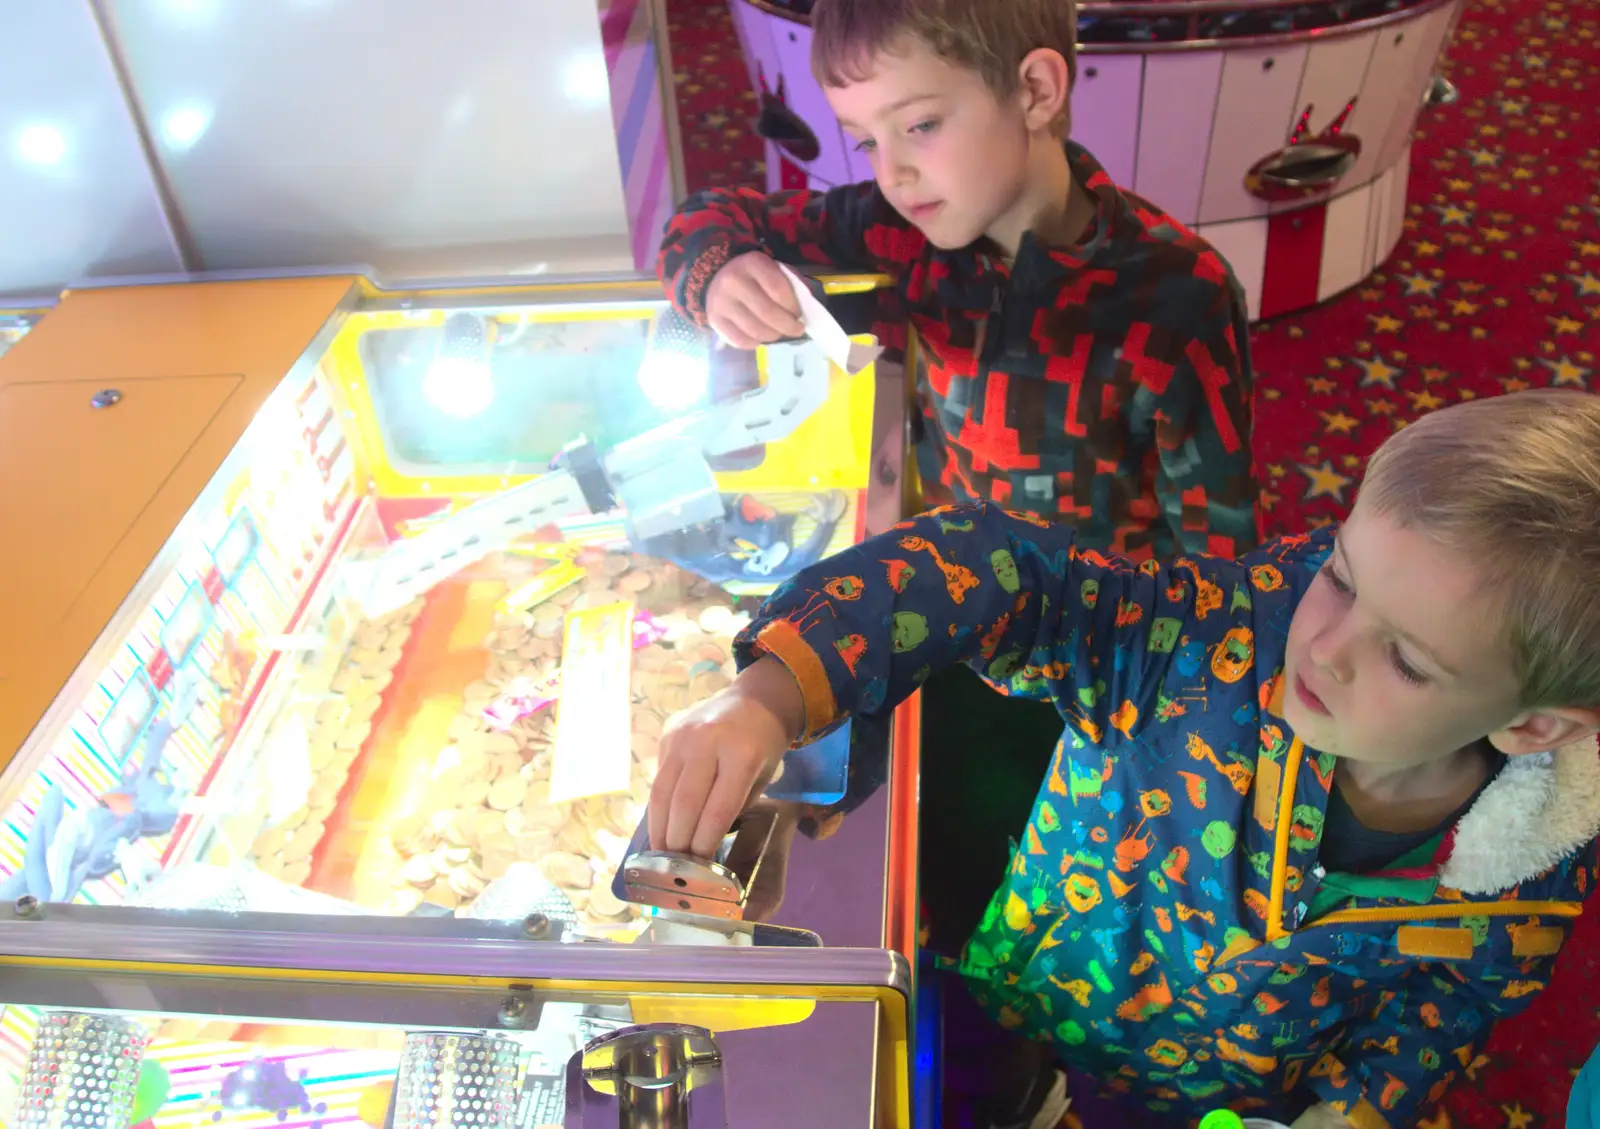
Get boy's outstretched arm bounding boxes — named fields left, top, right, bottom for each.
left=1303, top=947, right=1569, bottom=1129
left=657, top=183, right=912, bottom=325
left=648, top=501, right=1190, bottom=857
left=1146, top=278, right=1260, bottom=556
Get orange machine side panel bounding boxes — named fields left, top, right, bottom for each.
left=0, top=276, right=357, bottom=768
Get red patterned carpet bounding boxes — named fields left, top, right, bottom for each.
left=664, top=0, right=1600, bottom=1121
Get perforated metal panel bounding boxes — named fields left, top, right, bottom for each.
left=14, top=1012, right=148, bottom=1129
left=394, top=1032, right=522, bottom=1129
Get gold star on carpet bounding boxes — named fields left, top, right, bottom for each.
left=1321, top=410, right=1360, bottom=435
left=1533, top=287, right=1558, bottom=303
left=1407, top=388, right=1446, bottom=412
left=1435, top=202, right=1472, bottom=224
left=1369, top=399, right=1399, bottom=417
left=1579, top=240, right=1600, bottom=256
left=1422, top=366, right=1450, bottom=383
left=1460, top=280, right=1486, bottom=294
left=1502, top=375, right=1532, bottom=392
left=1551, top=314, right=1584, bottom=334
left=1575, top=272, right=1600, bottom=296
left=1369, top=313, right=1404, bottom=333
left=1484, top=226, right=1511, bottom=242
left=1354, top=355, right=1402, bottom=388
left=1502, top=1103, right=1534, bottom=1129
left=1541, top=355, right=1592, bottom=385
left=1268, top=463, right=1288, bottom=480
left=1299, top=461, right=1354, bottom=503
left=1452, top=298, right=1482, bottom=316
left=1468, top=148, right=1500, bottom=167
left=1416, top=240, right=1442, bottom=257
left=1399, top=272, right=1439, bottom=296
left=1308, top=375, right=1338, bottom=395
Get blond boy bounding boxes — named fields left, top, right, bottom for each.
left=647, top=389, right=1600, bottom=1127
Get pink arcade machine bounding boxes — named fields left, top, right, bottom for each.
left=726, top=0, right=1463, bottom=321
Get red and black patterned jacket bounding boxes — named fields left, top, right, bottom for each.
left=658, top=143, right=1260, bottom=560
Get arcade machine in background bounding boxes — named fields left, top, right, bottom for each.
left=727, top=0, right=1463, bottom=319
left=0, top=270, right=920, bottom=1129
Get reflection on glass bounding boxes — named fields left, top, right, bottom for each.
left=0, top=1005, right=646, bottom=1129
left=363, top=317, right=667, bottom=471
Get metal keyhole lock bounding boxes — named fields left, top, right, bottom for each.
left=90, top=389, right=123, bottom=409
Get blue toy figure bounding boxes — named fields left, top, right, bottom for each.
left=0, top=670, right=199, bottom=904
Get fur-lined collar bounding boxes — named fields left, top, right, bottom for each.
left=1437, top=735, right=1600, bottom=895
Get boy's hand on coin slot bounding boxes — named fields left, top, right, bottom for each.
left=705, top=252, right=806, bottom=350
left=648, top=656, right=806, bottom=859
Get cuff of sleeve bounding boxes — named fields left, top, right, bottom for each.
left=681, top=241, right=737, bottom=325
left=750, top=619, right=839, bottom=740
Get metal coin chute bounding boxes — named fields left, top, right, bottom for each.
left=619, top=807, right=779, bottom=921
left=568, top=1023, right=726, bottom=1129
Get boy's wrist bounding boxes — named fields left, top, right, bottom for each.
left=734, top=655, right=808, bottom=745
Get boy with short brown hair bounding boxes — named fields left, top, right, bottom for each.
left=646, top=388, right=1600, bottom=1128
left=660, top=0, right=1258, bottom=558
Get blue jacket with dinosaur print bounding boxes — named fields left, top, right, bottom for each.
left=734, top=502, right=1600, bottom=1127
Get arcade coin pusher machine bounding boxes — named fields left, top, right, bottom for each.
left=0, top=271, right=928, bottom=1129
left=731, top=0, right=1462, bottom=320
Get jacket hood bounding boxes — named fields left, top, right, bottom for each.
left=1438, top=734, right=1600, bottom=895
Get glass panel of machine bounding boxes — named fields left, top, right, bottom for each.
left=0, top=291, right=880, bottom=939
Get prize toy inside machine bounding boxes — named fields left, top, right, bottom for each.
left=729, top=0, right=1462, bottom=318
left=0, top=276, right=913, bottom=1129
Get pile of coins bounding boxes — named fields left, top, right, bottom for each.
left=382, top=548, right=748, bottom=928
left=246, top=598, right=424, bottom=886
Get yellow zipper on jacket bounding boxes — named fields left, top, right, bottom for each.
left=1264, top=737, right=1584, bottom=940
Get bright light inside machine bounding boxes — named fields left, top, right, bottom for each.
left=636, top=352, right=710, bottom=412
left=14, top=124, right=66, bottom=168
left=639, top=307, right=712, bottom=411
left=160, top=104, right=213, bottom=152
left=423, top=356, right=496, bottom=419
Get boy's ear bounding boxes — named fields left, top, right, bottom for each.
left=1017, top=48, right=1072, bottom=134
left=1490, top=706, right=1600, bottom=757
